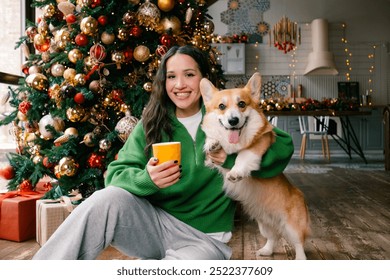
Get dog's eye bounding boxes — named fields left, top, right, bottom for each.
left=219, top=103, right=226, bottom=110
left=238, top=101, right=246, bottom=108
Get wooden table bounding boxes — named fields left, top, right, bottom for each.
left=265, top=109, right=372, bottom=163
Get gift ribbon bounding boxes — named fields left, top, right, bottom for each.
left=0, top=190, right=39, bottom=218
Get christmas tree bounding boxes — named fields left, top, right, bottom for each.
left=0, top=0, right=224, bottom=198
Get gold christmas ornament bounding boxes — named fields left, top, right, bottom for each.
left=66, top=106, right=86, bottom=122
left=56, top=29, right=71, bottom=42
left=137, top=0, right=161, bottom=30
left=115, top=111, right=139, bottom=142
left=57, top=1, right=76, bottom=16
left=82, top=132, right=95, bottom=147
left=111, top=51, right=126, bottom=69
left=37, top=20, right=49, bottom=36
left=26, top=73, right=49, bottom=91
left=143, top=82, right=152, bottom=92
left=54, top=134, right=70, bottom=144
left=117, top=28, right=130, bottom=41
left=28, top=65, right=42, bottom=74
left=101, top=31, right=116, bottom=45
left=157, top=0, right=175, bottom=12
left=203, top=19, right=215, bottom=34
left=58, top=156, right=79, bottom=177
left=32, top=154, right=43, bottom=164
left=64, top=127, right=79, bottom=137
left=17, top=111, right=28, bottom=121
left=89, top=80, right=101, bottom=93
left=185, top=7, right=193, bottom=24
left=160, top=16, right=181, bottom=35
left=43, top=4, right=56, bottom=18
left=99, top=138, right=112, bottom=151
left=51, top=63, right=65, bottom=77
left=80, top=16, right=98, bottom=35
left=74, top=73, right=86, bottom=85
left=68, top=48, right=84, bottom=64
left=133, top=45, right=150, bottom=62
left=63, top=68, right=77, bottom=81
left=38, top=114, right=65, bottom=139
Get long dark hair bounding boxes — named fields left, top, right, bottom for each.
left=142, top=45, right=212, bottom=156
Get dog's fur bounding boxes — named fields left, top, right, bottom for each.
left=200, top=72, right=310, bottom=260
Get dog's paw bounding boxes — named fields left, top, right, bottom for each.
left=205, top=139, right=221, bottom=152
left=256, top=247, right=274, bottom=256
left=226, top=170, right=243, bottom=182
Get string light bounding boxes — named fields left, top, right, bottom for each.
left=341, top=23, right=352, bottom=81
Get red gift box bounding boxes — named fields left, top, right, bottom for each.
left=0, top=191, right=45, bottom=242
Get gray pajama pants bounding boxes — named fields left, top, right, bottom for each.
left=32, top=186, right=232, bottom=260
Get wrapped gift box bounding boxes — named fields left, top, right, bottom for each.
left=0, top=192, right=45, bottom=242
left=36, top=197, right=78, bottom=246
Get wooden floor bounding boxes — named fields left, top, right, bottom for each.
left=1, top=156, right=389, bottom=260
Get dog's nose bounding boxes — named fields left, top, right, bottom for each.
left=228, top=117, right=239, bottom=126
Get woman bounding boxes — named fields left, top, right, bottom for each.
left=33, top=45, right=294, bottom=260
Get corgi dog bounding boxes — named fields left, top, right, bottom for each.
left=200, top=72, right=310, bottom=260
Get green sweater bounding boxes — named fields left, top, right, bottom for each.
left=104, top=109, right=294, bottom=233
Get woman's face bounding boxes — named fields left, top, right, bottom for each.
left=165, top=53, right=203, bottom=118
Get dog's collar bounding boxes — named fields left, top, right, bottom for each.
left=219, top=117, right=248, bottom=131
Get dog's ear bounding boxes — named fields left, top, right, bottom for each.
left=245, top=72, right=262, bottom=102
left=199, top=78, right=216, bottom=103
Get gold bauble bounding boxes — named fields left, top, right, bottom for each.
left=43, top=4, right=56, bottom=18
left=54, top=29, right=71, bottom=44
left=17, top=111, right=27, bottom=121
left=64, top=127, right=79, bottom=137
left=89, top=80, right=101, bottom=93
left=58, top=156, right=79, bottom=176
left=160, top=16, right=181, bottom=35
left=117, top=28, right=129, bottom=41
left=37, top=21, right=49, bottom=36
left=133, top=45, right=150, bottom=62
left=203, top=19, right=215, bottom=34
left=32, top=155, right=43, bottom=164
left=63, top=68, right=76, bottom=81
left=51, top=63, right=65, bottom=77
left=26, top=73, right=49, bottom=91
left=66, top=106, right=86, bottom=122
left=83, top=56, right=94, bottom=72
left=74, top=73, right=86, bottom=86
left=143, top=82, right=152, bottom=92
left=101, top=31, right=116, bottom=45
left=28, top=65, right=42, bottom=74
left=115, top=112, right=139, bottom=142
left=68, top=48, right=83, bottom=64
left=80, top=16, right=98, bottom=35
left=137, top=0, right=161, bottom=30
left=83, top=132, right=95, bottom=147
left=157, top=0, right=175, bottom=12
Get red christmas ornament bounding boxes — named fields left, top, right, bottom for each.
left=111, top=89, right=124, bottom=101
left=90, top=43, right=106, bottom=61
left=75, top=34, right=89, bottom=46
left=19, top=179, right=33, bottom=192
left=160, top=34, right=174, bottom=48
left=91, top=0, right=101, bottom=8
left=42, top=157, right=55, bottom=168
left=123, top=47, right=133, bottom=62
left=21, top=63, right=29, bottom=75
left=97, top=15, right=108, bottom=26
left=74, top=92, right=86, bottom=104
left=130, top=26, right=142, bottom=37
left=87, top=153, right=105, bottom=169
left=18, top=101, right=32, bottom=114
left=66, top=14, right=77, bottom=24
left=155, top=45, right=168, bottom=57
left=0, top=165, right=15, bottom=180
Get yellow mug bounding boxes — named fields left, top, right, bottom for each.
left=152, top=142, right=181, bottom=165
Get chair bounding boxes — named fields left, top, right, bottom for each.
left=267, top=116, right=278, bottom=127
left=298, top=116, right=330, bottom=160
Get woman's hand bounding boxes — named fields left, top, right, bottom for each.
left=146, top=157, right=181, bottom=188
left=207, top=146, right=227, bottom=166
